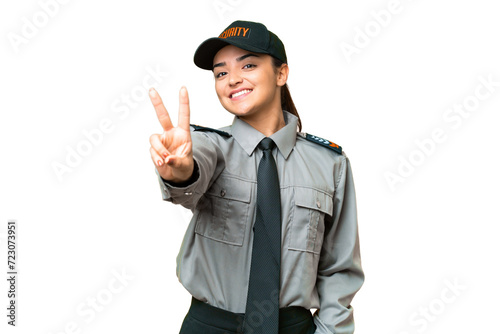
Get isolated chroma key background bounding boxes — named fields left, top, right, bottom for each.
left=1, top=0, right=499, bottom=333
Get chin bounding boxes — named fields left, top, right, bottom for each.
left=222, top=101, right=254, bottom=117
left=225, top=108, right=252, bottom=118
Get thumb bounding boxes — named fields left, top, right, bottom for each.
left=165, top=155, right=178, bottom=167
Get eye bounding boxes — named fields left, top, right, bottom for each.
left=243, top=64, right=256, bottom=69
left=215, top=71, right=227, bottom=78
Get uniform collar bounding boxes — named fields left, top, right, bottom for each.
left=231, top=110, right=298, bottom=159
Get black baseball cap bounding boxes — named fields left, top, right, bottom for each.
left=193, top=20, right=287, bottom=70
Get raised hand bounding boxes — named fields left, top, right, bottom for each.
left=149, top=86, right=194, bottom=183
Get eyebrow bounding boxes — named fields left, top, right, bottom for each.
left=212, top=53, right=260, bottom=71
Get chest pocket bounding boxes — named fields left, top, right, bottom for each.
left=194, top=176, right=252, bottom=246
left=288, top=187, right=333, bottom=254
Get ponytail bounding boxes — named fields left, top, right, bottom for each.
left=272, top=57, right=302, bottom=132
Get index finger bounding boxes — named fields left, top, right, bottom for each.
left=149, top=88, right=173, bottom=131
left=178, top=86, right=191, bottom=131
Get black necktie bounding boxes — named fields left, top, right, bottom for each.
left=243, top=137, right=281, bottom=334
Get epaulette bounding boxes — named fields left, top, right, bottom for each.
left=298, top=132, right=342, bottom=154
left=190, top=124, right=232, bottom=137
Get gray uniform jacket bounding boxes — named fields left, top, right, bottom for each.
left=155, top=110, right=364, bottom=334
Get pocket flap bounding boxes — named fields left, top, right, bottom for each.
left=206, top=176, right=252, bottom=203
left=294, top=187, right=333, bottom=215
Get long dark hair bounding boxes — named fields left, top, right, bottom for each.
left=272, top=57, right=302, bottom=132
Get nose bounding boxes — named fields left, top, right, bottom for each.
left=228, top=71, right=242, bottom=86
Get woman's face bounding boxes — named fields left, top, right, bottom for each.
left=212, top=45, right=285, bottom=122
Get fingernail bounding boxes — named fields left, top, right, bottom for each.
left=180, top=86, right=186, bottom=97
left=157, top=159, right=163, bottom=166
left=149, top=88, right=157, bottom=97
left=163, top=152, right=168, bottom=158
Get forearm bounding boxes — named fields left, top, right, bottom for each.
left=314, top=154, right=364, bottom=334
left=155, top=131, right=224, bottom=210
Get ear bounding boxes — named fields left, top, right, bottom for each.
left=276, top=63, right=289, bottom=87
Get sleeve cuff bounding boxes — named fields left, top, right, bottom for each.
left=313, top=312, right=335, bottom=334
left=155, top=159, right=201, bottom=202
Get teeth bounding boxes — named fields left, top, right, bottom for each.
left=232, top=89, right=251, bottom=98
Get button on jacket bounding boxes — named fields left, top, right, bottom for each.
left=155, top=111, right=364, bottom=334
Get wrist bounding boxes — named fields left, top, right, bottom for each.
left=162, top=160, right=199, bottom=187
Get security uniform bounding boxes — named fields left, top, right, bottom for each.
left=155, top=110, right=364, bottom=334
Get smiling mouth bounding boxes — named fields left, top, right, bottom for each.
left=231, top=89, right=252, bottom=99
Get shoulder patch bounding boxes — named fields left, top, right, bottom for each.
left=190, top=124, right=231, bottom=137
left=301, top=133, right=342, bottom=154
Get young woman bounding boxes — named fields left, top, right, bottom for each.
left=148, top=20, right=364, bottom=334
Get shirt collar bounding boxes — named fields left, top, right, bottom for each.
left=231, top=110, right=298, bottom=159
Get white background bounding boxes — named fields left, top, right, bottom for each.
left=1, top=0, right=499, bottom=333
